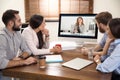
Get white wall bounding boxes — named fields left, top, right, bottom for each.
left=0, top=0, right=120, bottom=43
left=0, top=0, right=25, bottom=30
left=94, top=0, right=120, bottom=43
left=94, top=0, right=120, bottom=17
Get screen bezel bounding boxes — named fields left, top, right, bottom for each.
left=58, top=14, right=98, bottom=39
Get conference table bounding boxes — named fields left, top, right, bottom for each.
left=3, top=44, right=111, bottom=80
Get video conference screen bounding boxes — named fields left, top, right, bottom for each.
left=58, top=14, right=98, bottom=39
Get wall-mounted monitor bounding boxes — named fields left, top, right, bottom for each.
left=58, top=14, right=98, bottom=39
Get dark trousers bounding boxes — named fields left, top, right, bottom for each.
left=111, top=72, right=120, bottom=80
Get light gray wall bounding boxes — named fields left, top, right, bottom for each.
left=94, top=0, right=120, bottom=42
left=0, top=0, right=25, bottom=30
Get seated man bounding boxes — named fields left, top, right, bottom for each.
left=0, top=9, right=37, bottom=80
left=80, top=12, right=113, bottom=56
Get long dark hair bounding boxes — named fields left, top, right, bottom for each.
left=29, top=14, right=44, bottom=49
left=75, top=17, right=84, bottom=33
left=108, top=18, right=120, bottom=38
left=75, top=16, right=84, bottom=26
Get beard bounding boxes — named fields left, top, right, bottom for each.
left=99, top=27, right=105, bottom=33
left=12, top=23, right=21, bottom=31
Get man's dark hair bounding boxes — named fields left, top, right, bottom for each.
left=95, top=12, right=112, bottom=25
left=2, top=9, right=19, bottom=26
left=29, top=14, right=43, bottom=29
left=108, top=18, right=120, bottom=38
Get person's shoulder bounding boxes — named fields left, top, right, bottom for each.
left=0, top=29, right=6, bottom=35
left=117, top=44, right=120, bottom=47
left=112, top=43, right=120, bottom=55
left=22, top=26, right=33, bottom=33
left=114, top=39, right=120, bottom=46
left=0, top=30, right=7, bottom=42
left=22, top=26, right=34, bottom=37
left=104, top=33, right=108, bottom=37
left=0, top=31, right=5, bottom=34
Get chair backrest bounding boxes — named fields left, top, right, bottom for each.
left=21, top=23, right=29, bottom=33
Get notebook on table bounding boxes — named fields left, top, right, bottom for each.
left=62, top=58, right=93, bottom=70
left=46, top=54, right=63, bottom=63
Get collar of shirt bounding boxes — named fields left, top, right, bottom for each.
left=4, top=27, right=15, bottom=38
left=104, top=32, right=108, bottom=37
left=28, top=26, right=36, bottom=33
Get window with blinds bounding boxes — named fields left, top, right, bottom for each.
left=25, top=0, right=93, bottom=22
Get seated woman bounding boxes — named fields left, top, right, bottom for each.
left=73, top=17, right=85, bottom=33
left=22, top=14, right=62, bottom=55
left=94, top=18, right=120, bottom=80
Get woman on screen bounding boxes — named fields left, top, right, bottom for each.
left=22, top=14, right=62, bottom=55
left=73, top=17, right=85, bottom=33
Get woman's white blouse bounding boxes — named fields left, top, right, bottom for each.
left=22, top=26, right=51, bottom=55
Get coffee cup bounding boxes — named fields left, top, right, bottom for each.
left=55, top=44, right=62, bottom=48
left=38, top=55, right=46, bottom=69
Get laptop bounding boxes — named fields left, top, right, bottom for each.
left=62, top=58, right=93, bottom=70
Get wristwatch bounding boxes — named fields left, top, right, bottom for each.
left=19, top=55, right=25, bottom=59
left=95, top=59, right=99, bottom=63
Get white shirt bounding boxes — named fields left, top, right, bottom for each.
left=22, top=26, right=51, bottom=55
